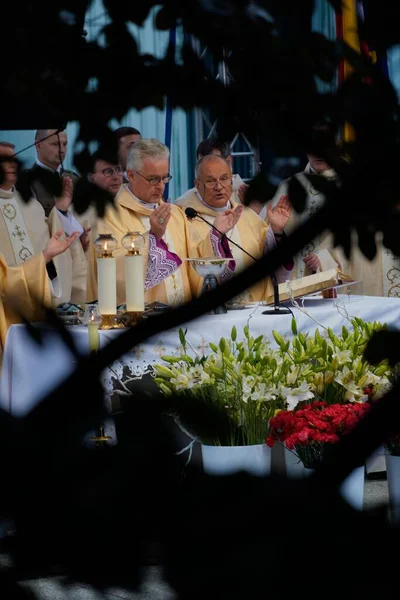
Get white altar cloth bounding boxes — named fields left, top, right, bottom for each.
left=1, top=294, right=400, bottom=418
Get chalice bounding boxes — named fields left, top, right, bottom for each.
left=184, top=257, right=231, bottom=314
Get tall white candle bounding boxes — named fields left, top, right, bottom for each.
left=125, top=253, right=144, bottom=312
left=97, top=256, right=117, bottom=315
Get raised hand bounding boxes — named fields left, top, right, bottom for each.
left=150, top=203, right=172, bottom=240
left=303, top=252, right=320, bottom=273
left=214, top=205, right=243, bottom=235
left=266, top=194, right=292, bottom=234
left=43, top=230, right=80, bottom=263
left=55, top=176, right=73, bottom=212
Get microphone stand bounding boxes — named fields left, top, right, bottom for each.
left=261, top=272, right=292, bottom=315
left=186, top=208, right=292, bottom=316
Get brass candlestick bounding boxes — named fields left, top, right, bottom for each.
left=90, top=424, right=112, bottom=447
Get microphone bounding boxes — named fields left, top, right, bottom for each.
left=185, top=206, right=291, bottom=315
left=184, top=207, right=257, bottom=262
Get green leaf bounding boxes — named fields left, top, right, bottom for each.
left=291, top=317, right=298, bottom=336
left=272, top=330, right=285, bottom=348
left=179, top=328, right=187, bottom=346
left=160, top=356, right=182, bottom=363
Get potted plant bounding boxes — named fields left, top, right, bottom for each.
left=154, top=325, right=284, bottom=475
left=154, top=317, right=394, bottom=478
left=266, top=401, right=371, bottom=509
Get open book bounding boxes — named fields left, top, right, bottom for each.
left=264, top=268, right=355, bottom=305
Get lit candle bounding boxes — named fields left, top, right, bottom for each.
left=121, top=231, right=146, bottom=313
left=97, top=256, right=117, bottom=314
left=125, top=253, right=144, bottom=312
left=94, top=234, right=119, bottom=316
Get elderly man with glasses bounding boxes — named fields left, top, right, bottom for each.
left=89, top=139, right=241, bottom=306
left=177, top=154, right=293, bottom=304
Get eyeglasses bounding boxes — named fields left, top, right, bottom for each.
left=99, top=166, right=123, bottom=177
left=135, top=170, right=172, bottom=186
left=201, top=176, right=232, bottom=189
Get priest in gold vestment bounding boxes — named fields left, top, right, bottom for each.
left=0, top=143, right=87, bottom=304
left=176, top=155, right=293, bottom=303
left=88, top=139, right=241, bottom=306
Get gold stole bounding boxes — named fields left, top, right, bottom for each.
left=180, top=192, right=272, bottom=303
left=0, top=194, right=35, bottom=264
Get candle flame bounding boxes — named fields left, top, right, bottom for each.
left=104, top=241, right=108, bottom=251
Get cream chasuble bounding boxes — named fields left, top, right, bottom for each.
left=0, top=188, right=86, bottom=305
left=262, top=165, right=400, bottom=297
left=178, top=192, right=275, bottom=303
left=88, top=187, right=217, bottom=306
left=0, top=253, right=51, bottom=358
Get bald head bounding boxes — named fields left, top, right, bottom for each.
left=195, top=154, right=233, bottom=208
left=35, top=129, right=68, bottom=170
left=195, top=154, right=231, bottom=180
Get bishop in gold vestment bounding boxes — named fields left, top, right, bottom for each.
left=177, top=155, right=293, bottom=303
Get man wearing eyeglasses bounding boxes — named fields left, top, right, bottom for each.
left=90, top=138, right=240, bottom=306
left=178, top=154, right=293, bottom=304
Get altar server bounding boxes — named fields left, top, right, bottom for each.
left=261, top=138, right=398, bottom=297
left=0, top=142, right=85, bottom=304
left=177, top=154, right=293, bottom=304
left=88, top=139, right=240, bottom=306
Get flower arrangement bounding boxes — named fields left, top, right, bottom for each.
left=266, top=401, right=372, bottom=469
left=154, top=317, right=394, bottom=447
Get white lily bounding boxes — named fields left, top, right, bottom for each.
left=279, top=381, right=314, bottom=410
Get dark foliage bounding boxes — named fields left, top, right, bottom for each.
left=3, top=1, right=400, bottom=596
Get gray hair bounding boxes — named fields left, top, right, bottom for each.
left=194, top=154, right=231, bottom=180
left=127, top=138, right=169, bottom=171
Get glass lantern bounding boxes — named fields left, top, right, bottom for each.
left=94, top=233, right=119, bottom=257
left=121, top=231, right=146, bottom=255
left=82, top=304, right=102, bottom=327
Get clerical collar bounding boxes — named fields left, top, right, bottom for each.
left=195, top=190, right=230, bottom=213
left=305, top=162, right=337, bottom=180
left=36, top=159, right=62, bottom=174
left=0, top=186, right=15, bottom=197
left=125, top=184, right=159, bottom=210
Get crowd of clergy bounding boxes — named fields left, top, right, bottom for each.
left=0, top=124, right=397, bottom=355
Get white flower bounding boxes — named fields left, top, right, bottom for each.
left=335, top=366, right=363, bottom=401
left=357, top=372, right=382, bottom=389
left=279, top=381, right=314, bottom=410
left=242, top=375, right=257, bottom=401
left=286, top=365, right=300, bottom=385
left=332, top=350, right=352, bottom=365
left=249, top=382, right=278, bottom=402
left=372, top=378, right=392, bottom=400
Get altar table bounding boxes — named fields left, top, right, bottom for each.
left=1, top=294, right=400, bottom=418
